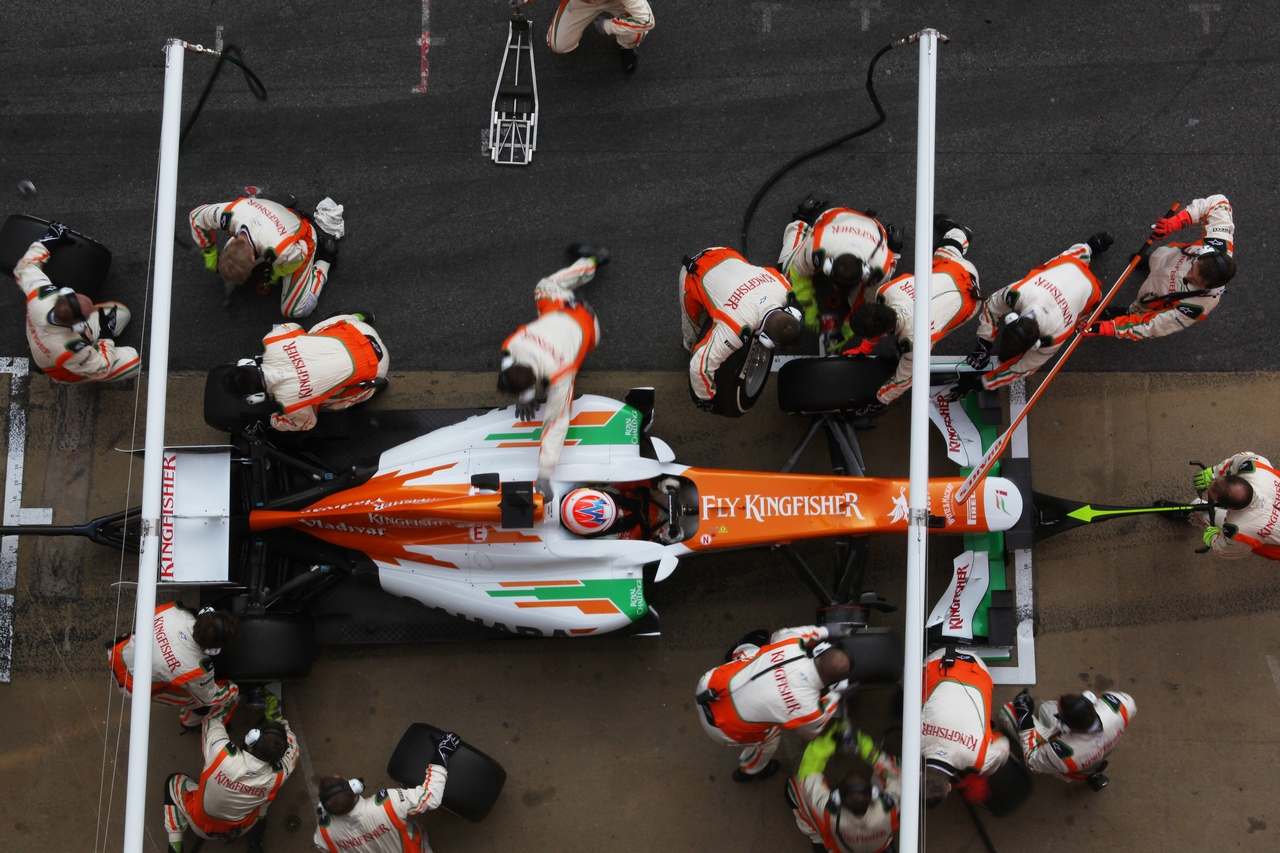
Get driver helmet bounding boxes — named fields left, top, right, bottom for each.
left=560, top=488, right=618, bottom=536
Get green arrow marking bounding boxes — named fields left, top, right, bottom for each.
left=1065, top=504, right=1196, bottom=523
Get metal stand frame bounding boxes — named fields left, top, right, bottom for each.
left=489, top=6, right=539, bottom=166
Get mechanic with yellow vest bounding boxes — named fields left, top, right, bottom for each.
left=14, top=227, right=139, bottom=383
left=1191, top=451, right=1280, bottom=560
left=777, top=196, right=902, bottom=334
left=786, top=723, right=901, bottom=853
left=695, top=625, right=851, bottom=782
left=680, top=246, right=801, bottom=409
left=999, top=689, right=1136, bottom=790
left=190, top=195, right=343, bottom=318
left=224, top=313, right=388, bottom=432
left=312, top=734, right=459, bottom=853
left=164, top=695, right=298, bottom=853
left=498, top=244, right=607, bottom=495
left=107, top=602, right=239, bottom=729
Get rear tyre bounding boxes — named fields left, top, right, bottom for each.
left=710, top=338, right=771, bottom=418
left=212, top=613, right=314, bottom=682
left=776, top=356, right=894, bottom=415
left=0, top=214, right=112, bottom=295
left=204, top=364, right=280, bottom=433
left=387, top=723, right=507, bottom=822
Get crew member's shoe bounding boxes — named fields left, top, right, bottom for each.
left=733, top=759, right=780, bottom=783
left=567, top=242, right=612, bottom=268
left=619, top=47, right=638, bottom=74
left=352, top=311, right=376, bottom=325
left=316, top=234, right=340, bottom=265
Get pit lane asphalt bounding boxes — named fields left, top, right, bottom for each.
left=1, top=1, right=1276, bottom=373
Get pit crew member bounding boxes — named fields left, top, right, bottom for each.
left=951, top=232, right=1113, bottom=399
left=14, top=227, right=139, bottom=383
left=999, top=689, right=1136, bottom=790
left=1085, top=195, right=1236, bottom=341
left=225, top=313, right=388, bottom=432
left=190, top=196, right=343, bottom=318
left=313, top=733, right=459, bottom=853
left=847, top=215, right=980, bottom=417
left=921, top=647, right=1011, bottom=808
left=1191, top=451, right=1280, bottom=560
left=680, top=246, right=801, bottom=409
left=163, top=694, right=297, bottom=853
left=778, top=196, right=902, bottom=334
left=542, top=0, right=655, bottom=74
left=786, top=724, right=900, bottom=853
left=497, top=244, right=607, bottom=495
left=695, top=625, right=852, bottom=782
left=107, top=602, right=239, bottom=729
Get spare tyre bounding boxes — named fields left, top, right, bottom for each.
left=213, top=612, right=314, bottom=682
left=709, top=336, right=773, bottom=418
left=776, top=356, right=894, bottom=415
left=0, top=214, right=112, bottom=294
left=387, top=723, right=507, bottom=822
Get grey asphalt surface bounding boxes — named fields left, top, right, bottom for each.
left=1, top=1, right=1275, bottom=372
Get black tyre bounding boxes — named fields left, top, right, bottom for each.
left=982, top=757, right=1034, bottom=817
left=839, top=630, right=903, bottom=685
left=0, top=214, right=112, bottom=294
left=212, top=613, right=314, bottom=682
left=710, top=337, right=772, bottom=418
left=776, top=356, right=894, bottom=415
left=387, top=723, right=507, bottom=822
left=204, top=364, right=279, bottom=433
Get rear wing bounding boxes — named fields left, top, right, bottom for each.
left=159, top=446, right=233, bottom=584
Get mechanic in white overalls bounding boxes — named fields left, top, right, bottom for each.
left=543, top=0, right=655, bottom=74
left=224, top=313, right=389, bottom=432
left=1084, top=194, right=1236, bottom=340
left=313, top=734, right=459, bottom=853
left=1191, top=451, right=1280, bottom=561
left=950, top=233, right=1113, bottom=399
left=695, top=625, right=851, bottom=782
left=14, top=229, right=139, bottom=383
left=921, top=647, right=1011, bottom=808
left=778, top=197, right=901, bottom=335
left=846, top=215, right=981, bottom=418
left=190, top=195, right=343, bottom=318
left=680, top=246, right=801, bottom=409
left=999, top=689, right=1136, bottom=789
left=497, top=244, right=607, bottom=496
left=786, top=724, right=901, bottom=853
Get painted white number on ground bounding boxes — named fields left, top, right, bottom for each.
left=1188, top=3, right=1220, bottom=33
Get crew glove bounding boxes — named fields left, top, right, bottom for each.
left=965, top=338, right=994, bottom=371
left=1193, top=467, right=1215, bottom=492
left=1082, top=320, right=1116, bottom=338
left=432, top=732, right=462, bottom=767
left=1085, top=231, right=1115, bottom=256
left=692, top=395, right=715, bottom=413
left=854, top=400, right=887, bottom=418
left=797, top=725, right=840, bottom=778
left=1202, top=525, right=1220, bottom=548
left=802, top=301, right=820, bottom=335
left=515, top=400, right=537, bottom=423
left=203, top=245, right=220, bottom=272
left=264, top=691, right=283, bottom=723
left=944, top=372, right=984, bottom=403
left=39, top=221, right=70, bottom=244
left=1152, top=209, right=1193, bottom=239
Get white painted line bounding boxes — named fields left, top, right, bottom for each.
left=0, top=593, right=11, bottom=683
left=1266, top=655, right=1280, bottom=702
left=19, top=508, right=51, bottom=524
left=1008, top=378, right=1029, bottom=459
left=215, top=25, right=223, bottom=54
left=411, top=0, right=432, bottom=94
left=2, top=356, right=31, bottom=590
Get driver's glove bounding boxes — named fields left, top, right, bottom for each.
left=535, top=477, right=553, bottom=499
left=39, top=221, right=70, bottom=244
left=431, top=732, right=462, bottom=768
left=1193, top=468, right=1215, bottom=492
left=965, top=338, right=994, bottom=371
left=1202, top=525, right=1220, bottom=548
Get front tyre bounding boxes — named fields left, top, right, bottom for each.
left=776, top=356, right=894, bottom=415
left=711, top=337, right=772, bottom=418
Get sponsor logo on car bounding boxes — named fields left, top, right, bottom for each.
left=701, top=493, right=866, bottom=522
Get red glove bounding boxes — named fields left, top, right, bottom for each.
left=1081, top=320, right=1115, bottom=337
left=1152, top=209, right=1193, bottom=239
left=954, top=773, right=991, bottom=804
left=841, top=338, right=877, bottom=356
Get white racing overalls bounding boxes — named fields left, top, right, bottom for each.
left=1112, top=195, right=1234, bottom=340
left=313, top=770, right=448, bottom=853
left=778, top=208, right=898, bottom=328
left=696, top=625, right=845, bottom=775
left=164, top=711, right=298, bottom=842
left=502, top=258, right=601, bottom=483
left=107, top=602, right=238, bottom=727
left=546, top=0, right=654, bottom=52
left=788, top=752, right=901, bottom=853
left=1000, top=692, right=1136, bottom=781
left=680, top=247, right=793, bottom=400
left=15, top=241, right=139, bottom=383
left=865, top=243, right=980, bottom=404
left=260, top=314, right=388, bottom=432
left=976, top=243, right=1101, bottom=390
left=1197, top=452, right=1280, bottom=560
left=921, top=648, right=1010, bottom=778
left=190, top=197, right=327, bottom=318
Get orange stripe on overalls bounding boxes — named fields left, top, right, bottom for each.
left=1224, top=461, right=1280, bottom=561
left=684, top=248, right=751, bottom=330
left=279, top=322, right=381, bottom=414
left=109, top=602, right=187, bottom=695
left=184, top=751, right=271, bottom=837
left=704, top=639, right=823, bottom=741
left=383, top=798, right=422, bottom=853
left=924, top=654, right=996, bottom=772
